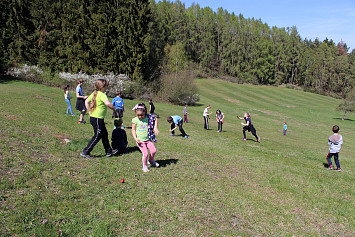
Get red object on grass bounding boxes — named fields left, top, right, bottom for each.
left=121, top=179, right=124, bottom=183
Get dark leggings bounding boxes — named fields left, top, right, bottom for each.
left=326, top=152, right=340, bottom=168
left=171, top=121, right=187, bottom=136
left=83, top=117, right=111, bottom=154
left=243, top=125, right=258, bottom=140
left=218, top=121, right=223, bottom=131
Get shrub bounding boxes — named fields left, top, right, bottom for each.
left=6, top=65, right=136, bottom=98
left=156, top=70, right=199, bottom=105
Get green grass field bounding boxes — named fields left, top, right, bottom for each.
left=1, top=78, right=354, bottom=236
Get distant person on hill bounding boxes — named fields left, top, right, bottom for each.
left=132, top=103, right=159, bottom=172
left=80, top=79, right=118, bottom=159
left=203, top=105, right=213, bottom=130
left=283, top=122, right=287, bottom=136
left=112, top=91, right=124, bottom=119
left=167, top=115, right=188, bottom=138
left=64, top=85, right=75, bottom=116
left=76, top=79, right=88, bottom=124
left=326, top=125, right=343, bottom=172
left=237, top=113, right=260, bottom=142
left=149, top=99, right=159, bottom=118
left=183, top=104, right=189, bottom=123
left=111, top=119, right=128, bottom=154
left=216, top=109, right=224, bottom=132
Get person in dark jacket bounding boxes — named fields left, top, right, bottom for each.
left=111, top=119, right=128, bottom=154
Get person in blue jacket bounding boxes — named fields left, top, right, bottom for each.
left=167, top=115, right=188, bottom=138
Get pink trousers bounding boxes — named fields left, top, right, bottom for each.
left=137, top=140, right=157, bottom=166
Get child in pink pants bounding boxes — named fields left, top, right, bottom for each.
left=131, top=103, right=160, bottom=172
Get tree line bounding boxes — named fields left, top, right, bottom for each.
left=1, top=0, right=354, bottom=98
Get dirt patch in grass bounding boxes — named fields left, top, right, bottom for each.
left=226, top=98, right=240, bottom=104
left=280, top=104, right=297, bottom=108
left=35, top=95, right=53, bottom=101
left=53, top=134, right=72, bottom=143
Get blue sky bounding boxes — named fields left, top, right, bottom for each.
left=158, top=0, right=355, bottom=51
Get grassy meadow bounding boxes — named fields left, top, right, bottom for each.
left=0, top=77, right=354, bottom=236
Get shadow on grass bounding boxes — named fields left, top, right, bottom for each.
left=332, top=118, right=354, bottom=121
left=191, top=102, right=204, bottom=107
left=323, top=163, right=330, bottom=168
left=245, top=138, right=259, bottom=142
left=0, top=75, right=19, bottom=84
left=155, top=158, right=179, bottom=167
left=92, top=146, right=140, bottom=158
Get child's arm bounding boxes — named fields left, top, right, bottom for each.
left=241, top=120, right=249, bottom=126
left=104, top=100, right=119, bottom=116
left=236, top=115, right=243, bottom=120
left=76, top=90, right=87, bottom=99
left=122, top=105, right=125, bottom=112
left=131, top=123, right=141, bottom=144
left=85, top=98, right=90, bottom=111
left=169, top=124, right=178, bottom=132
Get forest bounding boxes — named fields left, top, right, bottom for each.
left=1, top=0, right=354, bottom=98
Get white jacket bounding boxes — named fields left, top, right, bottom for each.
left=328, top=134, right=343, bottom=153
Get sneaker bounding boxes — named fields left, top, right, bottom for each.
left=217, top=130, right=220, bottom=132
left=326, top=166, right=333, bottom=170
left=257, top=138, right=261, bottom=143
left=142, top=166, right=149, bottom=172
left=170, top=134, right=175, bottom=136
left=184, top=135, right=188, bottom=138
left=71, top=114, right=76, bottom=116
left=80, top=152, right=92, bottom=159
left=242, top=138, right=247, bottom=141
left=78, top=120, right=86, bottom=124
left=150, top=161, right=159, bottom=167
left=106, top=149, right=118, bottom=157
left=335, top=168, right=342, bottom=172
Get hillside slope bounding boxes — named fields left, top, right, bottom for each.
left=1, top=78, right=354, bottom=236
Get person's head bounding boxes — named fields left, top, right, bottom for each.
left=116, top=91, right=121, bottom=97
left=185, top=104, right=188, bottom=108
left=64, top=85, right=69, bottom=93
left=89, top=79, right=109, bottom=112
left=114, top=118, right=123, bottom=128
left=167, top=116, right=173, bottom=123
left=77, top=79, right=83, bottom=85
left=332, top=125, right=339, bottom=133
left=134, top=103, right=147, bottom=118
left=95, top=79, right=109, bottom=93
left=216, top=109, right=221, bottom=114
left=149, top=98, right=152, bottom=102
left=284, top=122, right=287, bottom=125
left=207, top=105, right=211, bottom=109
left=244, top=112, right=250, bottom=118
